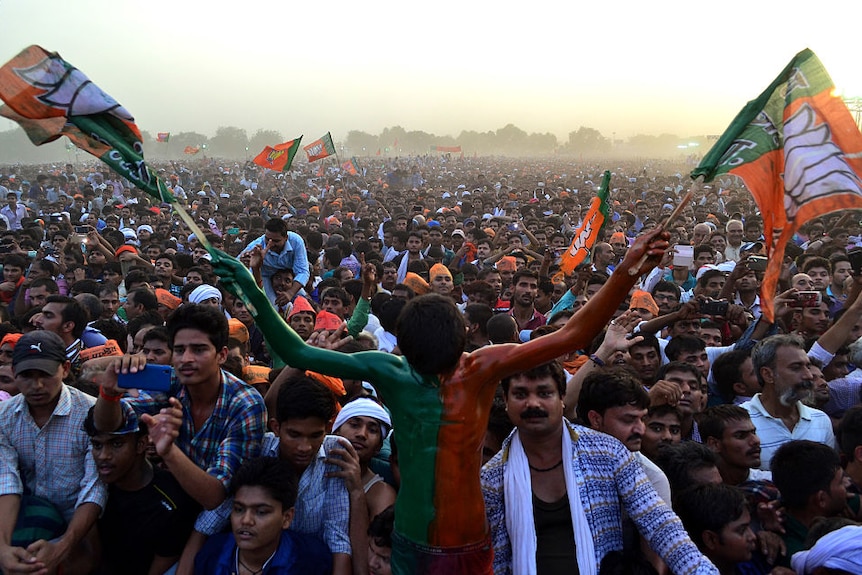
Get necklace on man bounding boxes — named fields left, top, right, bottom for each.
left=235, top=547, right=277, bottom=575
left=529, top=459, right=563, bottom=472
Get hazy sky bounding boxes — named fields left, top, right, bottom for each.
left=2, top=0, right=861, bottom=142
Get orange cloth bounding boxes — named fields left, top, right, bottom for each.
left=496, top=256, right=517, bottom=272
left=629, top=290, right=659, bottom=317
left=0, top=332, right=22, bottom=350
left=243, top=365, right=271, bottom=385
left=314, top=310, right=343, bottom=331
left=228, top=318, right=250, bottom=344
left=287, top=296, right=316, bottom=320
left=155, top=288, right=181, bottom=310
left=429, top=263, right=452, bottom=281
left=79, top=340, right=123, bottom=362
left=403, top=272, right=430, bottom=295
left=562, top=354, right=589, bottom=375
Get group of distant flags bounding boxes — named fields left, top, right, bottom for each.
left=155, top=130, right=460, bottom=164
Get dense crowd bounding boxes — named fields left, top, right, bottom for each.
left=0, top=154, right=860, bottom=575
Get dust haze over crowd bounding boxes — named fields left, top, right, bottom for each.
left=0, top=0, right=860, bottom=164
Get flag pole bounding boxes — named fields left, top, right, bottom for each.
left=628, top=176, right=701, bottom=276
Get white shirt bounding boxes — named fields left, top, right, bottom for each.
left=741, top=394, right=836, bottom=471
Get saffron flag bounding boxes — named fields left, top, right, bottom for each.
left=341, top=157, right=359, bottom=175
left=0, top=45, right=174, bottom=204
left=303, top=132, right=336, bottom=162
left=691, top=48, right=862, bottom=322
left=432, top=145, right=461, bottom=153
left=184, top=145, right=200, bottom=155
left=156, top=132, right=170, bottom=142
left=253, top=137, right=302, bottom=172
left=376, top=148, right=381, bottom=156
left=559, top=170, right=612, bottom=275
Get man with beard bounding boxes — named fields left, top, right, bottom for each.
left=508, top=270, right=545, bottom=332
left=741, top=335, right=836, bottom=471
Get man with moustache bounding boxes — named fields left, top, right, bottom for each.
left=481, top=361, right=716, bottom=574
left=576, top=368, right=671, bottom=505
left=741, top=334, right=836, bottom=471
left=699, top=405, right=772, bottom=485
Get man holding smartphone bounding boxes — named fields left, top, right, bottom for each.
left=92, top=304, right=267, bottom=573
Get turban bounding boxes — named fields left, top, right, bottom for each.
left=791, top=525, right=862, bottom=573
left=332, top=397, right=392, bottom=437
left=188, top=284, right=222, bottom=304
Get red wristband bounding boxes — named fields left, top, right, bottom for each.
left=99, top=386, right=122, bottom=402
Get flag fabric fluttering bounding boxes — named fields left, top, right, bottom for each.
left=431, top=145, right=462, bottom=153
left=303, top=132, right=336, bottom=162
left=184, top=146, right=200, bottom=155
left=559, top=170, right=612, bottom=275
left=156, top=132, right=170, bottom=142
left=691, top=48, right=862, bottom=322
left=341, top=157, right=360, bottom=175
left=253, top=137, right=302, bottom=172
left=0, top=45, right=175, bottom=204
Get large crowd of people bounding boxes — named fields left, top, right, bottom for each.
left=0, top=153, right=861, bottom=574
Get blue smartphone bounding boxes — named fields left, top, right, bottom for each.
left=117, top=364, right=173, bottom=392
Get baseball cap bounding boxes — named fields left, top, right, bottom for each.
left=13, top=331, right=68, bottom=375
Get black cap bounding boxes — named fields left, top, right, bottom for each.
left=13, top=331, right=67, bottom=375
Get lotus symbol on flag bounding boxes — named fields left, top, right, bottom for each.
left=14, top=52, right=134, bottom=120
left=266, top=149, right=285, bottom=165
left=783, top=103, right=862, bottom=218
left=568, top=211, right=596, bottom=259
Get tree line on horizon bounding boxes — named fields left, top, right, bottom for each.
left=0, top=123, right=712, bottom=165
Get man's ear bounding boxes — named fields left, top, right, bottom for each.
left=216, top=346, right=229, bottom=366
left=705, top=435, right=722, bottom=454
left=268, top=418, right=280, bottom=434
left=855, top=445, right=862, bottom=464
left=281, top=506, right=295, bottom=530
left=732, top=381, right=749, bottom=398
left=586, top=410, right=603, bottom=432
left=701, top=529, right=721, bottom=552
left=759, top=366, right=775, bottom=387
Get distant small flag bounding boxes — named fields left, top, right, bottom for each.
left=393, top=138, right=398, bottom=148
left=156, top=132, right=170, bottom=143
left=431, top=145, right=461, bottom=153
left=303, top=132, right=336, bottom=162
left=184, top=146, right=200, bottom=155
left=341, top=157, right=359, bottom=175
left=376, top=148, right=381, bottom=156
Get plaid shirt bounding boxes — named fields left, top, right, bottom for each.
left=0, top=385, right=107, bottom=522
left=119, top=369, right=266, bottom=532
left=264, top=433, right=352, bottom=555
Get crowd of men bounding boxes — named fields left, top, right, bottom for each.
left=0, top=153, right=861, bottom=574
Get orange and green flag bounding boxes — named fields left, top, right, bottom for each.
left=341, top=157, right=360, bottom=175
left=0, top=45, right=174, bottom=203
left=559, top=170, right=611, bottom=275
left=253, top=137, right=302, bottom=171
left=692, top=48, right=862, bottom=322
left=156, top=132, right=170, bottom=142
left=303, top=132, right=336, bottom=162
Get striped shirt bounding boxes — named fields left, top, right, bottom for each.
left=741, top=394, right=837, bottom=470
left=0, top=386, right=106, bottom=522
